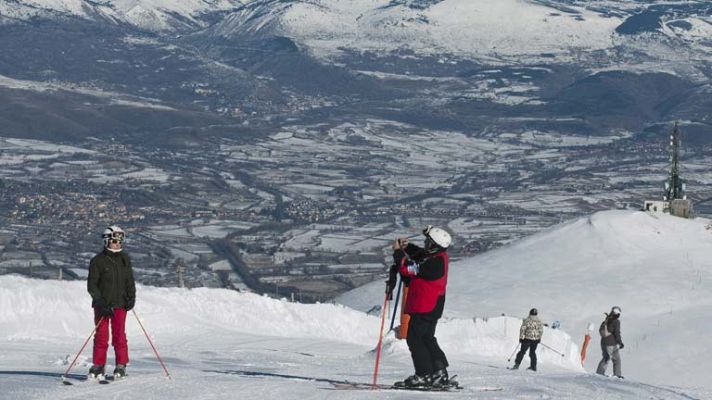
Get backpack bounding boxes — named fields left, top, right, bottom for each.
left=599, top=315, right=611, bottom=338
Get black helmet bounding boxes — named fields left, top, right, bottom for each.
left=529, top=308, right=538, bottom=316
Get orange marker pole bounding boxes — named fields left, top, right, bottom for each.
left=580, top=334, right=591, bottom=364
left=580, top=323, right=595, bottom=365
left=398, top=287, right=410, bottom=340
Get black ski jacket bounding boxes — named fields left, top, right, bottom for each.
left=601, top=317, right=623, bottom=347
left=87, top=248, right=136, bottom=309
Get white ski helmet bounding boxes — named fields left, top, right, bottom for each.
left=423, top=225, right=452, bottom=249
left=102, top=225, right=125, bottom=248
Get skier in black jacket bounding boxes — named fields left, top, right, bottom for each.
left=596, top=306, right=624, bottom=378
left=87, top=225, right=136, bottom=380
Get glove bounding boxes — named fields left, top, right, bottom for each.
left=100, top=305, right=114, bottom=317
left=385, top=264, right=397, bottom=299
left=125, top=296, right=135, bottom=311
left=406, top=261, right=419, bottom=275
left=618, top=343, right=624, bottom=350
left=94, top=298, right=114, bottom=317
left=385, top=280, right=394, bottom=300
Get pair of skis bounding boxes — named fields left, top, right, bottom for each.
left=330, top=382, right=460, bottom=392
left=209, top=370, right=504, bottom=393
left=61, top=373, right=126, bottom=385
left=329, top=380, right=501, bottom=392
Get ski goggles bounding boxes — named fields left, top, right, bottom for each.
left=103, top=231, right=125, bottom=243
left=422, top=225, right=434, bottom=236
left=422, top=225, right=436, bottom=247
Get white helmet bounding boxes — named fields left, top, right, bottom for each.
left=102, top=225, right=125, bottom=248
left=423, top=225, right=452, bottom=249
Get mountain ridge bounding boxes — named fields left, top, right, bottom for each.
left=3, top=0, right=710, bottom=69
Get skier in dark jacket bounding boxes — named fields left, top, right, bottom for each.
left=596, top=306, right=624, bottom=378
left=392, top=225, right=453, bottom=388
left=87, top=225, right=136, bottom=380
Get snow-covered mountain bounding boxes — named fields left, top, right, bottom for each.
left=339, top=210, right=712, bottom=390
left=1, top=0, right=709, bottom=145
left=207, top=0, right=712, bottom=74
left=209, top=0, right=621, bottom=62
left=1, top=211, right=711, bottom=399
left=0, top=0, right=248, bottom=31
left=3, top=0, right=710, bottom=67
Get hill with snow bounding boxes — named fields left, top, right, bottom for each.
left=1, top=210, right=711, bottom=399
left=207, top=0, right=620, bottom=61
left=338, top=210, right=712, bottom=392
left=0, top=0, right=248, bottom=31
left=3, top=0, right=710, bottom=67
left=1, top=0, right=710, bottom=145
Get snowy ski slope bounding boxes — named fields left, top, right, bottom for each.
left=339, top=210, right=712, bottom=392
left=0, top=210, right=711, bottom=399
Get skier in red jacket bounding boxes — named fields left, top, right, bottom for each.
left=393, top=225, right=453, bottom=388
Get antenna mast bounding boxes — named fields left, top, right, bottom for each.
left=664, top=122, right=685, bottom=201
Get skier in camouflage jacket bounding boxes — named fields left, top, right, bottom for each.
left=512, top=308, right=544, bottom=371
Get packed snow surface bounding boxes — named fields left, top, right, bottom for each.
left=1, top=211, right=711, bottom=399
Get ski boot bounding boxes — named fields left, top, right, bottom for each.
left=113, top=364, right=127, bottom=380
left=88, top=364, right=105, bottom=380
left=430, top=368, right=450, bottom=388
left=510, top=363, right=520, bottom=370
left=394, top=374, right=432, bottom=388
left=527, top=366, right=537, bottom=372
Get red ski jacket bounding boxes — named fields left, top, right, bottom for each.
left=399, top=250, right=448, bottom=316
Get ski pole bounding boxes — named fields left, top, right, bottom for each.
left=388, top=278, right=403, bottom=332
left=539, top=342, right=565, bottom=357
left=371, top=292, right=389, bottom=387
left=131, top=309, right=171, bottom=379
left=507, top=343, right=520, bottom=362
left=61, top=316, right=104, bottom=385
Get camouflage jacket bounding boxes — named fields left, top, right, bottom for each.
left=520, top=315, right=544, bottom=341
